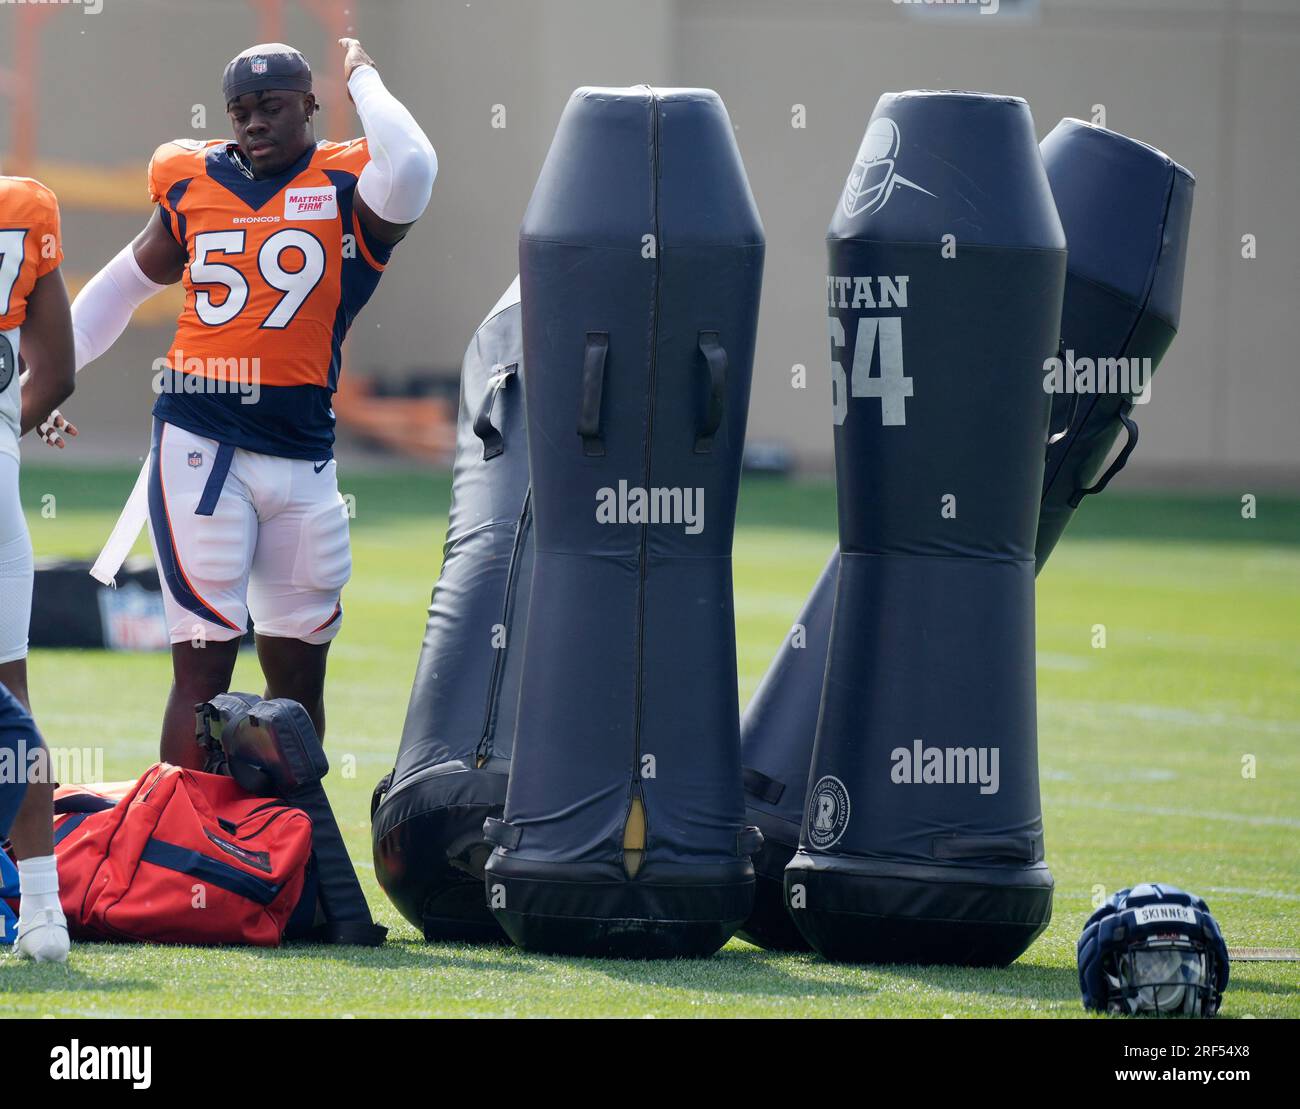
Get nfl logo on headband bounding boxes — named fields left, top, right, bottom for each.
left=223, top=43, right=313, bottom=103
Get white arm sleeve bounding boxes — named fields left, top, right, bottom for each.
left=350, top=64, right=437, bottom=226
left=71, top=244, right=168, bottom=372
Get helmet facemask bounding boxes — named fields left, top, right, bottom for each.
left=1105, top=934, right=1219, bottom=1016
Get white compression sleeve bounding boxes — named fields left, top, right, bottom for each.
left=350, top=64, right=437, bottom=225
left=71, top=244, right=168, bottom=372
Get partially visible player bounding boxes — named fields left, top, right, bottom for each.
left=66, top=39, right=436, bottom=767
left=0, top=171, right=77, bottom=962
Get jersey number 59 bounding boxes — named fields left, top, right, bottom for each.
left=190, top=229, right=326, bottom=329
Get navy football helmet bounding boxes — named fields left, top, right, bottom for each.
left=1078, top=883, right=1229, bottom=1016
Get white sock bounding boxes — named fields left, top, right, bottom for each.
left=17, top=854, right=63, bottom=919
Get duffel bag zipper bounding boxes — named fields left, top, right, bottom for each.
left=236, top=805, right=300, bottom=841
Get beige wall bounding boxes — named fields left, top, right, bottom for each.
left=5, top=0, right=1297, bottom=484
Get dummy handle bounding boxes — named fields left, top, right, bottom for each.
left=1069, top=408, right=1140, bottom=507
left=694, top=331, right=727, bottom=454
left=370, top=771, right=392, bottom=820
left=742, top=765, right=785, bottom=805
left=577, top=333, right=609, bottom=457
left=473, top=362, right=518, bottom=461
left=933, top=834, right=1042, bottom=863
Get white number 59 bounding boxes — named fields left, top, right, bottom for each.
left=191, top=228, right=326, bottom=329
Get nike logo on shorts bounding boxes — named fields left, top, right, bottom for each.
left=314, top=461, right=329, bottom=474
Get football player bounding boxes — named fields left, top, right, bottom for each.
left=65, top=39, right=436, bottom=767
left=0, top=171, right=77, bottom=961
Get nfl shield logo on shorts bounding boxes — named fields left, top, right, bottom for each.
left=187, top=451, right=204, bottom=468
left=251, top=56, right=268, bottom=75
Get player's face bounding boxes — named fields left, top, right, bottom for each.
left=227, top=91, right=315, bottom=178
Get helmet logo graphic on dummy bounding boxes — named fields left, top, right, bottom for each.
left=842, top=117, right=936, bottom=219
left=806, top=775, right=850, bottom=849
left=1077, top=883, right=1230, bottom=1017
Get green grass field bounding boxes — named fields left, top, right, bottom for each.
left=2, top=465, right=1297, bottom=1018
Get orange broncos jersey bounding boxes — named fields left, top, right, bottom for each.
left=0, top=175, right=63, bottom=332
left=1, top=176, right=63, bottom=456
left=148, top=138, right=394, bottom=459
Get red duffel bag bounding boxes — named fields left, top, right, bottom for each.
left=53, top=762, right=313, bottom=946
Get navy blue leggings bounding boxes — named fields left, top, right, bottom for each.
left=0, top=680, right=39, bottom=840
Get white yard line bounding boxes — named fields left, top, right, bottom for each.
left=1049, top=796, right=1300, bottom=829
left=1209, top=887, right=1300, bottom=902
left=1042, top=700, right=1300, bottom=738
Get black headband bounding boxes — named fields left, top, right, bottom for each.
left=223, top=44, right=312, bottom=105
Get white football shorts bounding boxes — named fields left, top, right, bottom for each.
left=146, top=420, right=351, bottom=645
left=0, top=451, right=33, bottom=665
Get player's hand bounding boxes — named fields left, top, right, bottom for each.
left=38, top=409, right=78, bottom=449
left=339, top=38, right=375, bottom=90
